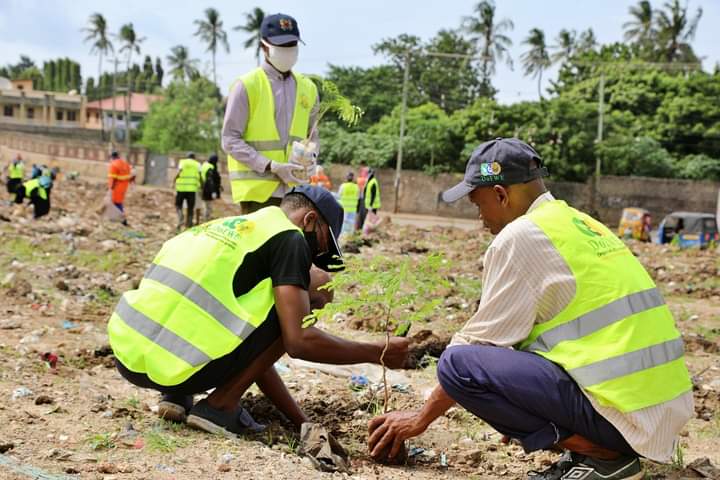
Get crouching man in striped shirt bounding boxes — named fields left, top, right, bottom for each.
left=368, top=138, right=693, bottom=480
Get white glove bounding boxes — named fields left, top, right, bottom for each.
left=270, top=161, right=306, bottom=185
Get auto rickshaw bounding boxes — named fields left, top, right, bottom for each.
left=657, top=211, right=719, bottom=248
left=617, top=207, right=652, bottom=242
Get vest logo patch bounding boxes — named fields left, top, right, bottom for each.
left=480, top=162, right=502, bottom=176
left=299, top=94, right=311, bottom=110
left=573, top=217, right=603, bottom=237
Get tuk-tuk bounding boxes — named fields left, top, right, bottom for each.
left=657, top=211, right=719, bottom=248
left=617, top=207, right=651, bottom=242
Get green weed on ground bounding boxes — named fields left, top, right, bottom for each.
left=145, top=427, right=188, bottom=453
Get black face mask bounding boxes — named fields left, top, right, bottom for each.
left=303, top=228, right=320, bottom=259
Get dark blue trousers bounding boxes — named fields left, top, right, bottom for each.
left=437, top=345, right=636, bottom=456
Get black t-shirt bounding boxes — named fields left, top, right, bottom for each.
left=232, top=230, right=312, bottom=297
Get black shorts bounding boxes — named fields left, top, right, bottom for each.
left=116, top=310, right=282, bottom=395
left=175, top=191, right=196, bottom=210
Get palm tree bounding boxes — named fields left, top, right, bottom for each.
left=520, top=28, right=551, bottom=100
left=576, top=28, right=598, bottom=53
left=194, top=7, right=230, bottom=87
left=656, top=0, right=703, bottom=62
left=623, top=0, right=655, bottom=47
left=234, top=7, right=265, bottom=66
left=551, top=29, right=576, bottom=65
left=118, top=23, right=145, bottom=73
left=82, top=12, right=113, bottom=137
left=462, top=0, right=513, bottom=94
left=167, top=45, right=199, bottom=82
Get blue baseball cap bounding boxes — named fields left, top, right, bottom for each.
left=261, top=13, right=303, bottom=45
left=442, top=138, right=548, bottom=203
left=288, top=185, right=344, bottom=271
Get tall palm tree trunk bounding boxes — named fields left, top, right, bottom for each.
left=538, top=68, right=543, bottom=99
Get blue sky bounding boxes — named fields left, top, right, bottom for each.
left=1, top=0, right=717, bottom=104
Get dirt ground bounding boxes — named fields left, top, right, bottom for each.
left=0, top=177, right=718, bottom=480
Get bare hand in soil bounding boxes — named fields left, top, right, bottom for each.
left=368, top=410, right=426, bottom=460
left=380, top=337, right=410, bottom=369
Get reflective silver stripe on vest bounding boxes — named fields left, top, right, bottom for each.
left=145, top=263, right=257, bottom=340
left=526, top=288, right=665, bottom=353
left=568, top=337, right=685, bottom=387
left=245, top=136, right=304, bottom=152
left=115, top=296, right=211, bottom=366
left=228, top=171, right=278, bottom=181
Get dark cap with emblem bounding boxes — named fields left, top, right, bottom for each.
left=261, top=13, right=302, bottom=45
left=442, top=138, right=549, bottom=203
left=287, top=185, right=344, bottom=272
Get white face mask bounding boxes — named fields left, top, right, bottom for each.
left=262, top=39, right=299, bottom=73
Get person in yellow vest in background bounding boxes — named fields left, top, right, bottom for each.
left=337, top=171, right=359, bottom=239
left=5, top=153, right=25, bottom=203
left=108, top=185, right=408, bottom=436
left=310, top=165, right=332, bottom=190
left=222, top=13, right=320, bottom=215
left=368, top=139, right=692, bottom=480
left=174, top=152, right=201, bottom=230
left=358, top=169, right=381, bottom=232
left=14, top=175, right=51, bottom=219
left=200, top=154, right=223, bottom=222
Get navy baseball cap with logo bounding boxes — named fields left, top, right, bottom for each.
left=261, top=13, right=303, bottom=45
left=288, top=185, right=344, bottom=272
left=442, top=138, right=549, bottom=203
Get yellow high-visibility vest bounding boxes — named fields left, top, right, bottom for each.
left=176, top=158, right=201, bottom=193
left=339, top=182, right=359, bottom=213
left=227, top=68, right=317, bottom=203
left=108, top=207, right=301, bottom=386
left=518, top=200, right=691, bottom=412
left=364, top=177, right=381, bottom=210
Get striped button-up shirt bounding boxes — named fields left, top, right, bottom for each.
left=449, top=191, right=693, bottom=462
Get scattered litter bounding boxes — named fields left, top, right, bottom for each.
left=61, top=320, right=77, bottom=330
left=440, top=452, right=449, bottom=468
left=19, top=334, right=40, bottom=345
left=12, top=387, right=34, bottom=400
left=408, top=447, right=425, bottom=457
left=156, top=464, right=176, bottom=474
left=220, top=453, right=234, bottom=464
left=298, top=422, right=350, bottom=473
left=391, top=383, right=411, bottom=393
left=58, top=435, right=69, bottom=442
left=688, top=457, right=720, bottom=478
left=274, top=361, right=290, bottom=375
left=40, top=352, right=59, bottom=369
left=350, top=374, right=369, bottom=390
left=0, top=319, right=21, bottom=329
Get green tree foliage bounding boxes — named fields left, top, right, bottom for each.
left=167, top=45, right=199, bottom=83
left=595, top=136, right=675, bottom=177
left=140, top=77, right=221, bottom=154
left=0, top=55, right=36, bottom=79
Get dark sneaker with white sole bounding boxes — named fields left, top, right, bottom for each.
left=528, top=452, right=643, bottom=480
left=186, top=399, right=266, bottom=436
left=157, top=394, right=194, bottom=423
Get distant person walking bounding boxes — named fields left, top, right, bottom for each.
left=200, top=154, right=223, bottom=222
left=358, top=168, right=380, bottom=231
left=355, top=166, right=369, bottom=231
left=337, top=171, right=359, bottom=239
left=107, top=151, right=134, bottom=226
left=14, top=175, right=52, bottom=219
left=174, top=152, right=202, bottom=229
left=222, top=13, right=319, bottom=214
left=5, top=153, right=24, bottom=203
left=310, top=165, right=332, bottom=190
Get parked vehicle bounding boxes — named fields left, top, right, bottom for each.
left=657, top=211, right=718, bottom=248
left=617, top=207, right=652, bottom=242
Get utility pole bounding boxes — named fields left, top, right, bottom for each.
left=125, top=83, right=131, bottom=161
left=393, top=52, right=411, bottom=214
left=591, top=72, right=605, bottom=214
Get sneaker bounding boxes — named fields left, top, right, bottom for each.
left=186, top=399, right=266, bottom=437
left=528, top=452, right=643, bottom=480
left=157, top=393, right=194, bottom=423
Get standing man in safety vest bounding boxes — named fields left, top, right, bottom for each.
left=358, top=169, right=381, bottom=231
left=222, top=13, right=319, bottom=215
left=174, top=152, right=201, bottom=229
left=108, top=185, right=408, bottom=436
left=200, top=154, right=222, bottom=222
left=5, top=153, right=25, bottom=202
left=368, top=138, right=692, bottom=480
left=337, top=171, right=359, bottom=239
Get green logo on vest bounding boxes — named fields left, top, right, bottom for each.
left=573, top=217, right=603, bottom=237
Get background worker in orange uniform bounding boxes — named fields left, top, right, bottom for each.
left=309, top=165, right=332, bottom=190
left=108, top=151, right=135, bottom=226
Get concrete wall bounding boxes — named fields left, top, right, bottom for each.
left=0, top=130, right=147, bottom=182
left=1, top=129, right=717, bottom=225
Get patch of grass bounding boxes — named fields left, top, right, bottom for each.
left=124, top=395, right=140, bottom=409
left=86, top=432, right=115, bottom=451
left=283, top=433, right=300, bottom=454
left=671, top=442, right=685, bottom=469
left=145, top=428, right=188, bottom=453
left=694, top=325, right=720, bottom=340
left=73, top=249, right=125, bottom=272
left=64, top=355, right=88, bottom=370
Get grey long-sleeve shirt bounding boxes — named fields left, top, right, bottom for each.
left=221, top=60, right=320, bottom=198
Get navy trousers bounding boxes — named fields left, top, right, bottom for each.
left=437, top=345, right=636, bottom=456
